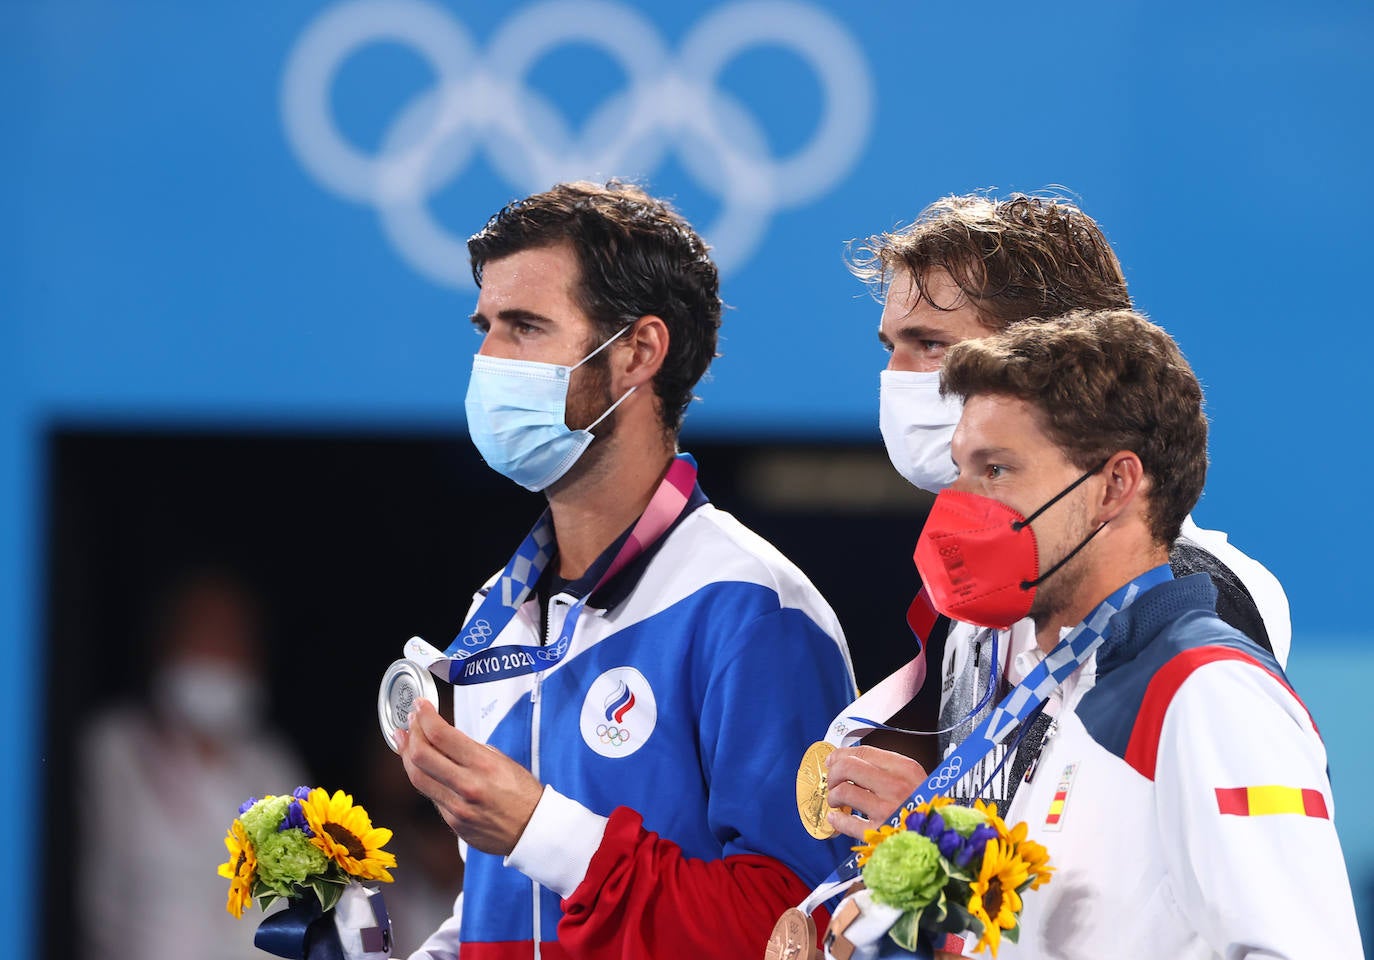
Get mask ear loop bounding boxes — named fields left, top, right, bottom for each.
left=571, top=323, right=638, bottom=435
left=569, top=323, right=634, bottom=371
left=583, top=384, right=636, bottom=434
left=1011, top=458, right=1112, bottom=591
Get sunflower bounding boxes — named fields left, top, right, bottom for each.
left=968, top=838, right=1031, bottom=957
left=300, top=788, right=397, bottom=882
left=851, top=822, right=904, bottom=868
left=1016, top=836, right=1054, bottom=890
left=217, top=818, right=257, bottom=918
left=972, top=798, right=1026, bottom=845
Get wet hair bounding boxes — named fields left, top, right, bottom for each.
left=468, top=180, right=722, bottom=434
left=850, top=193, right=1130, bottom=329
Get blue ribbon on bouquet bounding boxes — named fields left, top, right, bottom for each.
left=254, top=899, right=344, bottom=960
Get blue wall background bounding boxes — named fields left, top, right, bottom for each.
left=5, top=0, right=1372, bottom=952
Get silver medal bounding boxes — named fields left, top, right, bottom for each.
left=378, top=656, right=438, bottom=753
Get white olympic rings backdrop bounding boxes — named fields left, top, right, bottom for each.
left=280, top=0, right=874, bottom=288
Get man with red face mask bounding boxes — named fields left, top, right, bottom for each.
left=821, top=310, right=1361, bottom=959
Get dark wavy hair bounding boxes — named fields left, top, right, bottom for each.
left=468, top=180, right=722, bottom=435
left=941, top=309, right=1208, bottom=545
left=849, top=193, right=1130, bottom=329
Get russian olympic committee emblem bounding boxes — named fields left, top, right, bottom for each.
left=580, top=666, right=657, bottom=758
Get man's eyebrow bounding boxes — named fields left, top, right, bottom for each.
left=962, top=445, right=1018, bottom=464
left=888, top=321, right=956, bottom=342
left=469, top=308, right=558, bottom=326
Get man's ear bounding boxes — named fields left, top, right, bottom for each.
left=616, top=315, right=669, bottom=390
left=1097, top=450, right=1148, bottom=526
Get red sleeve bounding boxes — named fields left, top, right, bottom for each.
left=558, top=806, right=830, bottom=959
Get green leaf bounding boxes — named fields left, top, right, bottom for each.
left=888, top=911, right=921, bottom=953
left=312, top=877, right=346, bottom=913
left=922, top=887, right=949, bottom=926
left=1003, top=921, right=1020, bottom=944
left=946, top=900, right=981, bottom=936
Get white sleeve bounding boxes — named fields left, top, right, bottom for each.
left=406, top=891, right=464, bottom=960
left=1178, top=515, right=1292, bottom=667
left=1154, top=660, right=1363, bottom=957
left=503, top=785, right=609, bottom=898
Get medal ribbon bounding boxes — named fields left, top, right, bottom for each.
left=799, top=563, right=1173, bottom=914
left=440, top=454, right=698, bottom=686
left=821, top=591, right=938, bottom=747
left=826, top=590, right=1004, bottom=745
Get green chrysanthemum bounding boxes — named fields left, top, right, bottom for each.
left=862, top=830, right=948, bottom=913
left=253, top=828, right=331, bottom=897
left=240, top=795, right=291, bottom=849
left=939, top=802, right=990, bottom=838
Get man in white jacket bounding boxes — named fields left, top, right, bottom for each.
left=825, top=310, right=1361, bottom=958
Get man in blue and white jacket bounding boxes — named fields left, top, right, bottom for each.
left=393, top=182, right=856, bottom=960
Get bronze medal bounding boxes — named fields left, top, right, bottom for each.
left=796, top=740, right=848, bottom=839
left=764, top=907, right=818, bottom=960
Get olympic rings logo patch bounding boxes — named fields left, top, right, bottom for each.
left=280, top=0, right=874, bottom=288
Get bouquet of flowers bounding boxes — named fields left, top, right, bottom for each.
left=852, top=797, right=1052, bottom=957
left=219, top=786, right=397, bottom=958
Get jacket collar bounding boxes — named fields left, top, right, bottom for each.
left=544, top=482, right=710, bottom=610
left=1095, top=573, right=1216, bottom=674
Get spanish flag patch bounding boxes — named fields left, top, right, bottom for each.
left=1214, top=786, right=1329, bottom=819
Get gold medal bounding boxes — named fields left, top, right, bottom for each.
left=764, top=907, right=818, bottom=960
left=796, top=740, right=848, bottom=839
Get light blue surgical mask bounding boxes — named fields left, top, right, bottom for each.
left=465, top=325, right=636, bottom=491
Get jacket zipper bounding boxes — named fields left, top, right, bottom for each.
left=530, top=594, right=562, bottom=959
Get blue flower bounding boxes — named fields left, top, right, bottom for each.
left=969, top=824, right=998, bottom=848
left=957, top=824, right=998, bottom=868
left=292, top=785, right=313, bottom=801
left=937, top=829, right=964, bottom=861
left=279, top=798, right=315, bottom=837
left=238, top=797, right=259, bottom=816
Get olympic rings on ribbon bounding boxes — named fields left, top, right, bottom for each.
left=281, top=0, right=874, bottom=287
left=461, top=619, right=494, bottom=646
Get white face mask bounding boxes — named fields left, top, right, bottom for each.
left=154, top=661, right=264, bottom=739
left=879, top=369, right=963, bottom=494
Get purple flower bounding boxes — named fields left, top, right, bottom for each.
left=937, top=829, right=964, bottom=861
left=954, top=841, right=979, bottom=868
left=957, top=824, right=998, bottom=867
left=904, top=810, right=928, bottom=834
left=969, top=824, right=998, bottom=848
left=279, top=798, right=315, bottom=837
left=238, top=797, right=259, bottom=816
left=924, top=811, right=946, bottom=838
left=292, top=785, right=313, bottom=801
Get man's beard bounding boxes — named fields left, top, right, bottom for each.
left=544, top=353, right=619, bottom=494
left=565, top=354, right=617, bottom=437
left=1027, top=498, right=1097, bottom=632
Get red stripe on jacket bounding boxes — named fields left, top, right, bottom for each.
left=1124, top=646, right=1312, bottom=781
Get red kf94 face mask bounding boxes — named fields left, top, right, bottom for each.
left=913, top=463, right=1107, bottom=629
